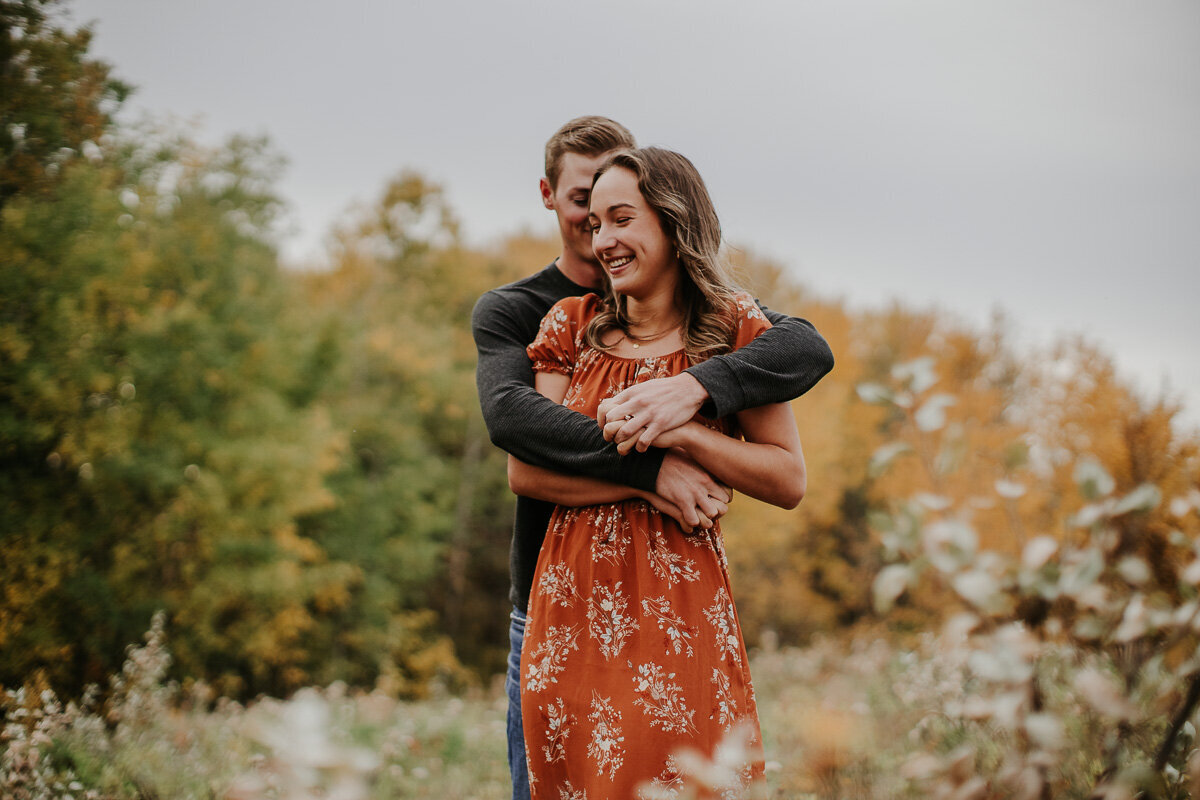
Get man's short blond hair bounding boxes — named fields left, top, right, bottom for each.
left=544, top=116, right=636, bottom=189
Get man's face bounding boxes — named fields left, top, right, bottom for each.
left=542, top=151, right=612, bottom=267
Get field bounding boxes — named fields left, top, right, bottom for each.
left=4, top=617, right=1193, bottom=800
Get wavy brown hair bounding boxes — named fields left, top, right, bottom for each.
left=584, top=147, right=742, bottom=364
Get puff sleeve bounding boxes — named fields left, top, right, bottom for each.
left=730, top=292, right=773, bottom=351
left=526, top=295, right=597, bottom=376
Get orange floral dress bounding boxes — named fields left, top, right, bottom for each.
left=521, top=293, right=768, bottom=799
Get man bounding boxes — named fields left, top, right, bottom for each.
left=470, top=116, right=834, bottom=800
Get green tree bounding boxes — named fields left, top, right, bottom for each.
left=0, top=0, right=131, bottom=210
left=296, top=173, right=532, bottom=683
left=0, top=128, right=356, bottom=697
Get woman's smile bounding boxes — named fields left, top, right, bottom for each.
left=605, top=255, right=634, bottom=279
left=588, top=167, right=678, bottom=301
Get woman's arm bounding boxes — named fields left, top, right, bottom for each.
left=507, top=454, right=725, bottom=527
left=508, top=455, right=654, bottom=506
left=650, top=402, right=806, bottom=509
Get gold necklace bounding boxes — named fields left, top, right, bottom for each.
left=625, top=322, right=682, bottom=349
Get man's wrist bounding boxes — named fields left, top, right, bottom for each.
left=684, top=359, right=739, bottom=419
left=674, top=372, right=710, bottom=414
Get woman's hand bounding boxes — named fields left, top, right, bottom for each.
left=602, top=415, right=697, bottom=455
left=596, top=373, right=708, bottom=453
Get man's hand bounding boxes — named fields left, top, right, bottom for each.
left=654, top=451, right=729, bottom=531
left=597, top=373, right=709, bottom=455
left=639, top=492, right=687, bottom=529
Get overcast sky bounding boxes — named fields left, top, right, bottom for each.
left=70, top=0, right=1200, bottom=427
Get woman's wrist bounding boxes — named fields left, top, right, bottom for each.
left=659, top=420, right=701, bottom=454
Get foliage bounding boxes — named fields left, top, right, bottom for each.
left=862, top=356, right=1200, bottom=799
left=1, top=1, right=488, bottom=698
left=1, top=617, right=510, bottom=799
left=0, top=124, right=360, bottom=696
left=0, top=0, right=131, bottom=209
left=8, top=617, right=1200, bottom=799
left=294, top=173, right=539, bottom=681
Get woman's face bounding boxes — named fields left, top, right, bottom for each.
left=588, top=167, right=678, bottom=302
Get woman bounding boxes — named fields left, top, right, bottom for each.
left=509, top=147, right=806, bottom=798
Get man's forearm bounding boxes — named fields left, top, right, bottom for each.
left=472, top=292, right=665, bottom=492
left=685, top=308, right=833, bottom=418
left=480, top=379, right=665, bottom=493
left=508, top=455, right=650, bottom=507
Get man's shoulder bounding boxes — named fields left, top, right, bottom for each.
left=487, top=262, right=569, bottom=296
left=474, top=262, right=580, bottom=321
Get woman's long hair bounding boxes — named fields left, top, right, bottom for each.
left=584, top=147, right=742, bottom=364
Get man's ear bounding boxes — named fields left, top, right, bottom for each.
left=539, top=177, right=554, bottom=210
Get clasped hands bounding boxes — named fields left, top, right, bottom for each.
left=596, top=373, right=731, bottom=532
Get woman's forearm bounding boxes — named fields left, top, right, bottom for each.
left=670, top=419, right=806, bottom=509
left=508, top=455, right=650, bottom=507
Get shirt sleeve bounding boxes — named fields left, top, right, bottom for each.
left=471, top=289, right=664, bottom=492
left=526, top=298, right=580, bottom=377
left=685, top=297, right=834, bottom=419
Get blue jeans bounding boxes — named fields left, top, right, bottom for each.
left=506, top=607, right=531, bottom=800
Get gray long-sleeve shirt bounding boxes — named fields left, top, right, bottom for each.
left=471, top=261, right=834, bottom=612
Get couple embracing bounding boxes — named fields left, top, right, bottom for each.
left=471, top=117, right=834, bottom=799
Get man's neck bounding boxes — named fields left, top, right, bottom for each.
left=555, top=252, right=604, bottom=290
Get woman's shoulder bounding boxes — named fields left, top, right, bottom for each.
left=532, top=292, right=603, bottom=349
left=726, top=291, right=772, bottom=350
left=545, top=292, right=604, bottom=324
left=730, top=291, right=769, bottom=324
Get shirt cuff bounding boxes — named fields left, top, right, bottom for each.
left=623, top=447, right=668, bottom=494
left=685, top=358, right=744, bottom=419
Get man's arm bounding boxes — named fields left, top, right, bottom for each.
left=471, top=289, right=664, bottom=492
left=689, top=306, right=833, bottom=418
left=506, top=454, right=728, bottom=530
left=598, top=304, right=834, bottom=453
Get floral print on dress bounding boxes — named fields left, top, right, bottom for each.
left=645, top=522, right=701, bottom=586
left=587, top=582, right=639, bottom=661
left=527, top=305, right=574, bottom=377
left=735, top=294, right=767, bottom=321
left=538, top=562, right=582, bottom=608
left=587, top=691, right=625, bottom=780
left=631, top=661, right=698, bottom=736
left=557, top=781, right=587, bottom=800
left=641, top=595, right=697, bottom=658
left=542, top=697, right=573, bottom=764
left=702, top=589, right=744, bottom=669
left=638, top=756, right=684, bottom=799
left=586, top=506, right=631, bottom=565
left=525, top=624, right=581, bottom=693
left=521, top=293, right=769, bottom=799
left=710, top=667, right=738, bottom=729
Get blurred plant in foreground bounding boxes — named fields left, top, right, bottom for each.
left=14, top=606, right=1200, bottom=799
left=1, top=614, right=510, bottom=799
left=863, top=357, right=1200, bottom=799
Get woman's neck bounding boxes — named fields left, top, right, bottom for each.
left=624, top=283, right=683, bottom=334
